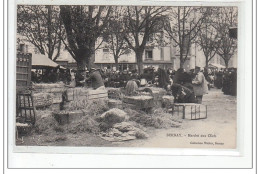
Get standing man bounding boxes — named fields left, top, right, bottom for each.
left=192, top=66, right=208, bottom=104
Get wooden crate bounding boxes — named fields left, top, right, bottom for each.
left=66, top=87, right=89, bottom=101
left=66, top=88, right=108, bottom=101
left=50, top=103, right=60, bottom=112
left=33, top=83, right=65, bottom=89
left=33, top=83, right=65, bottom=105
left=51, top=92, right=63, bottom=104
left=88, top=89, right=108, bottom=100
left=16, top=53, right=32, bottom=91
left=108, top=99, right=122, bottom=109
left=33, top=87, right=66, bottom=93
left=53, top=110, right=85, bottom=125
left=172, top=103, right=207, bottom=120
left=33, top=92, right=53, bottom=108
left=53, top=112, right=69, bottom=125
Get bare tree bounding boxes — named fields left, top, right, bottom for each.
left=17, top=5, right=63, bottom=61
left=164, top=7, right=206, bottom=68
left=197, top=7, right=219, bottom=68
left=60, top=5, right=111, bottom=71
left=104, top=7, right=131, bottom=70
left=122, top=6, right=169, bottom=74
left=213, top=7, right=237, bottom=68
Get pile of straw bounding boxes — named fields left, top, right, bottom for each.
left=66, top=116, right=100, bottom=134
left=97, top=108, right=128, bottom=131
left=126, top=107, right=181, bottom=129
left=65, top=98, right=109, bottom=116
left=99, top=121, right=148, bottom=142
left=34, top=112, right=63, bottom=135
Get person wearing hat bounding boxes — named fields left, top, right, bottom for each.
left=85, top=67, right=105, bottom=90
left=192, top=66, right=208, bottom=104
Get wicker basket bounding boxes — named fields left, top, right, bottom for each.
left=123, top=95, right=154, bottom=109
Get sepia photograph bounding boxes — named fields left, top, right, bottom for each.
left=15, top=5, right=238, bottom=149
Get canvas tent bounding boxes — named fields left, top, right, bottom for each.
left=31, top=54, right=65, bottom=69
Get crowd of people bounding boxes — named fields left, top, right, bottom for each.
left=31, top=67, right=71, bottom=84
left=219, top=69, right=237, bottom=96
left=31, top=65, right=237, bottom=104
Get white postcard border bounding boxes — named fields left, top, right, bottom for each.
left=7, top=0, right=254, bottom=168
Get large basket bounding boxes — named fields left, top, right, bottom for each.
left=123, top=95, right=154, bottom=109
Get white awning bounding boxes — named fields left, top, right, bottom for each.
left=32, top=53, right=65, bottom=69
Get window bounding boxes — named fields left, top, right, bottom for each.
left=103, top=48, right=110, bottom=60
left=19, top=44, right=25, bottom=52
left=103, top=48, right=109, bottom=52
left=145, top=50, right=153, bottom=60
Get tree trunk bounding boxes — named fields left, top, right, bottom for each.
left=222, top=55, right=230, bottom=68
left=205, top=56, right=209, bottom=68
left=137, top=60, right=144, bottom=75
left=47, top=6, right=53, bottom=60
left=88, top=52, right=95, bottom=70
left=180, top=61, right=184, bottom=69
left=224, top=59, right=229, bottom=68
left=136, top=50, right=144, bottom=75
left=114, top=56, right=119, bottom=70
left=180, top=54, right=184, bottom=69
left=77, top=57, right=87, bottom=71
left=76, top=48, right=90, bottom=71
left=87, top=43, right=96, bottom=70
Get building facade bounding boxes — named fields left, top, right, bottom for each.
left=94, top=34, right=237, bottom=72
left=17, top=34, right=237, bottom=72
left=94, top=32, right=173, bottom=71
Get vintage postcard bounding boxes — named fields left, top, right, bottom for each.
left=14, top=3, right=239, bottom=151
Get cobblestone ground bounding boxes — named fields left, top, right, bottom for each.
left=123, top=88, right=237, bottom=148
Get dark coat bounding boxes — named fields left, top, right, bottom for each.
left=171, top=84, right=196, bottom=103
left=87, top=70, right=105, bottom=89
left=158, top=68, right=170, bottom=89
